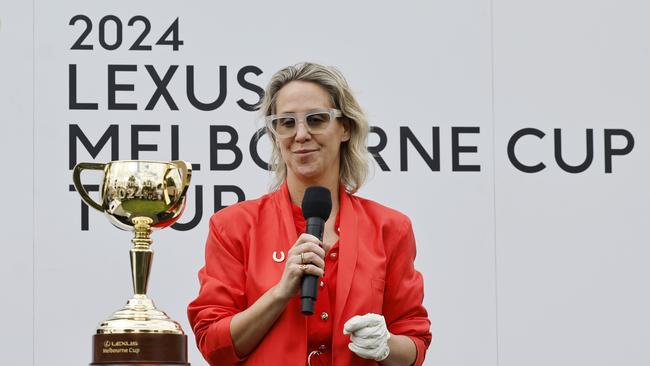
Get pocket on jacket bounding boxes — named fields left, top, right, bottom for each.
left=371, top=278, right=385, bottom=292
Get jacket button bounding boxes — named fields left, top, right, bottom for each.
left=330, top=252, right=337, bottom=259
left=321, top=312, right=329, bottom=321
left=320, top=281, right=325, bottom=287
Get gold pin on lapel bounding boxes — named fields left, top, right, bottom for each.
left=272, top=250, right=285, bottom=263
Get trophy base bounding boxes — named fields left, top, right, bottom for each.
left=91, top=296, right=189, bottom=365
left=98, top=295, right=184, bottom=334
left=91, top=333, right=189, bottom=365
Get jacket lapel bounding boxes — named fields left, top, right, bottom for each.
left=335, top=188, right=359, bottom=327
left=275, top=183, right=298, bottom=250
left=269, top=184, right=307, bottom=363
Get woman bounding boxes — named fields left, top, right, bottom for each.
left=188, top=62, right=431, bottom=366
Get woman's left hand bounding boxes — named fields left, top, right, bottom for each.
left=343, top=313, right=391, bottom=361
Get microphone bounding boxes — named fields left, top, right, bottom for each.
left=300, top=186, right=332, bottom=315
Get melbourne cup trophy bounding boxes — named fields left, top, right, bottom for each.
left=72, top=160, right=192, bottom=366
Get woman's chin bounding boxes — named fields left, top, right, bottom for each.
left=290, top=164, right=326, bottom=182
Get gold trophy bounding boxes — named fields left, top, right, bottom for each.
left=73, top=160, right=192, bottom=366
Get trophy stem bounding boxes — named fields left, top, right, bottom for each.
left=130, top=217, right=154, bottom=296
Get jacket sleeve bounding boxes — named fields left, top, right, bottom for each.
left=187, top=214, right=247, bottom=366
left=383, top=217, right=432, bottom=366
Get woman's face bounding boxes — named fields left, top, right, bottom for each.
left=274, top=80, right=350, bottom=185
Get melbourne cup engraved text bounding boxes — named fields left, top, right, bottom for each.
left=102, top=340, right=141, bottom=354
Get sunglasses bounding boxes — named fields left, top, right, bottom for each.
left=265, top=108, right=343, bottom=138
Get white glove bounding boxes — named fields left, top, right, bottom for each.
left=343, top=313, right=391, bottom=361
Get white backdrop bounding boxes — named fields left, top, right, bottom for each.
left=1, top=1, right=649, bottom=365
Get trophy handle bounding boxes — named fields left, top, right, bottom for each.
left=72, top=162, right=106, bottom=212
left=171, top=160, right=193, bottom=197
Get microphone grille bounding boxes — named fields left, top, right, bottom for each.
left=302, top=186, right=332, bottom=220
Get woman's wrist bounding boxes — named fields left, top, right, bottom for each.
left=380, top=334, right=417, bottom=366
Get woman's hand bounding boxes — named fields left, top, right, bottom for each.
left=344, top=313, right=391, bottom=361
left=344, top=314, right=418, bottom=366
left=273, top=233, right=327, bottom=301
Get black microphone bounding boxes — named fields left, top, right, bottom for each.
left=300, top=186, right=332, bottom=315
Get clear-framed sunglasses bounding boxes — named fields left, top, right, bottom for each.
left=265, top=108, right=343, bottom=138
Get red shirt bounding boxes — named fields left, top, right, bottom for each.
left=291, top=203, right=340, bottom=366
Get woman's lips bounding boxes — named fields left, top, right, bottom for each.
left=294, top=149, right=318, bottom=155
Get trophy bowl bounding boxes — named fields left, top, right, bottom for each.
left=73, top=160, right=192, bottom=365
left=74, top=160, right=191, bottom=231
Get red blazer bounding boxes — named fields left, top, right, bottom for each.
left=188, top=183, right=431, bottom=365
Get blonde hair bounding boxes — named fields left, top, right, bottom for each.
left=259, top=62, right=370, bottom=193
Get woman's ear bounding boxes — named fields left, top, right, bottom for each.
left=341, top=118, right=352, bottom=142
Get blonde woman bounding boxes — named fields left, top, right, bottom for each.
left=189, top=63, right=431, bottom=366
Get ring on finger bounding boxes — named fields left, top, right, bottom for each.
left=300, top=252, right=305, bottom=264
left=299, top=264, right=308, bottom=272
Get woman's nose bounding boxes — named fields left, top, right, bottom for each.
left=294, top=121, right=311, bottom=141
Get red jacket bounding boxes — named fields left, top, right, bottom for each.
left=188, top=183, right=431, bottom=365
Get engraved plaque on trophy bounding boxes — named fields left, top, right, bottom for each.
left=73, top=160, right=192, bottom=365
